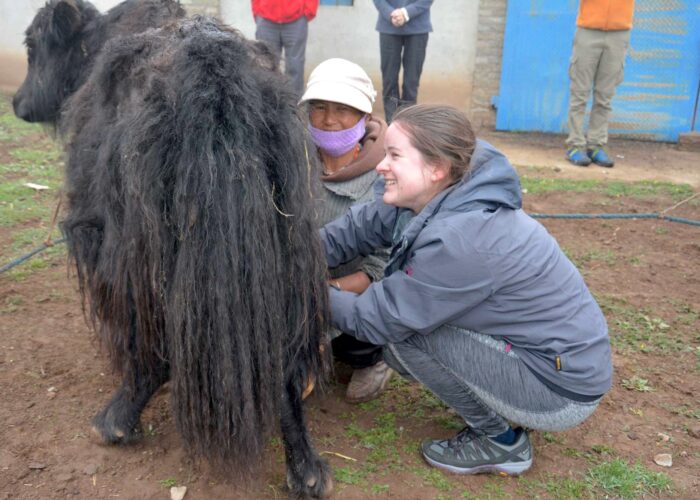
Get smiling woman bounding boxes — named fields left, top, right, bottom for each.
left=321, top=103, right=612, bottom=477
left=378, top=106, right=475, bottom=213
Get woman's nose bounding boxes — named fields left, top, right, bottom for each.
left=322, top=110, right=337, bottom=126
left=376, top=156, right=389, bottom=173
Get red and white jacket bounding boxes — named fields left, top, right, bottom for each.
left=252, top=0, right=319, bottom=23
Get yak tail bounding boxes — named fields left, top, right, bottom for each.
left=62, top=18, right=329, bottom=466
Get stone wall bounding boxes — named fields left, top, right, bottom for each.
left=470, top=0, right=507, bottom=130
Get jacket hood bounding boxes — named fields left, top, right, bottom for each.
left=441, top=139, right=522, bottom=214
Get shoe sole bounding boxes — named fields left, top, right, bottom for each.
left=567, top=159, right=591, bottom=167
left=422, top=452, right=532, bottom=476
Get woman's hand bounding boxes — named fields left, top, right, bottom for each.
left=390, top=9, right=406, bottom=27
left=330, top=271, right=372, bottom=294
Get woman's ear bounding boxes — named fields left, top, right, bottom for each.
left=430, top=160, right=451, bottom=183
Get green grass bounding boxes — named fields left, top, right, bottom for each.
left=158, top=478, right=178, bottom=488
left=345, top=412, right=399, bottom=451
left=521, top=176, right=695, bottom=201
left=413, top=467, right=453, bottom=492
left=541, top=476, right=590, bottom=499
left=334, top=466, right=368, bottom=486
left=621, top=375, right=653, bottom=392
left=585, top=459, right=671, bottom=498
left=563, top=247, right=617, bottom=269
left=596, top=295, right=687, bottom=354
left=0, top=97, right=44, bottom=141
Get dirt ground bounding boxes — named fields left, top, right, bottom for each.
left=2, top=121, right=700, bottom=499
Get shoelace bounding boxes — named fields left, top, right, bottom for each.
left=447, top=427, right=487, bottom=453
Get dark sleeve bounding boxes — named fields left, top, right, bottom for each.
left=405, top=0, right=433, bottom=19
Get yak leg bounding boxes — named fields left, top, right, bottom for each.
left=280, top=375, right=333, bottom=499
left=92, top=359, right=169, bottom=445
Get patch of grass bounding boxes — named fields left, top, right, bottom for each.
left=420, top=387, right=448, bottom=411
left=357, top=400, right=379, bottom=412
left=521, top=176, right=694, bottom=201
left=673, top=302, right=699, bottom=326
left=345, top=411, right=403, bottom=471
left=333, top=466, right=368, bottom=486
left=413, top=467, right=452, bottom=492
left=433, top=414, right=465, bottom=431
left=596, top=295, right=684, bottom=353
left=541, top=431, right=560, bottom=444
left=562, top=447, right=598, bottom=463
left=0, top=181, right=60, bottom=227
left=0, top=97, right=44, bottom=141
left=627, top=255, right=642, bottom=266
left=621, top=375, right=653, bottom=392
left=670, top=404, right=700, bottom=420
left=370, top=483, right=390, bottom=494
left=586, top=459, right=672, bottom=498
left=590, top=444, right=616, bottom=456
left=564, top=247, right=617, bottom=269
left=543, top=476, right=590, bottom=499
left=158, top=478, right=178, bottom=488
left=1, top=294, right=24, bottom=314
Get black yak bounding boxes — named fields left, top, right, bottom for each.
left=16, top=5, right=334, bottom=499
left=12, top=0, right=184, bottom=124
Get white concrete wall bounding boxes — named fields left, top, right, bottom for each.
left=2, top=1, right=484, bottom=119
left=0, top=0, right=122, bottom=90
left=221, top=0, right=479, bottom=116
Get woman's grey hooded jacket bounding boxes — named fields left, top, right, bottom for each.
left=321, top=140, right=612, bottom=399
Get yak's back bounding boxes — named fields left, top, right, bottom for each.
left=62, top=18, right=329, bottom=465
left=96, top=0, right=185, bottom=41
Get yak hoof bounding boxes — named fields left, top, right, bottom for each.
left=91, top=408, right=143, bottom=445
left=287, top=458, right=333, bottom=499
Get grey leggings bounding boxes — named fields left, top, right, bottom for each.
left=384, top=326, right=600, bottom=436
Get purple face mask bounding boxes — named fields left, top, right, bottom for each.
left=309, top=116, right=366, bottom=158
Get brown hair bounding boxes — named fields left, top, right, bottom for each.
left=392, top=104, right=476, bottom=183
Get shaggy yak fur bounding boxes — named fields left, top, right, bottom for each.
left=17, top=4, right=334, bottom=499
left=13, top=0, right=184, bottom=124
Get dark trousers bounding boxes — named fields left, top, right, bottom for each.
left=379, top=33, right=429, bottom=123
left=331, top=333, right=383, bottom=369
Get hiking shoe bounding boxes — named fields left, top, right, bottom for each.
left=345, top=361, right=393, bottom=403
left=587, top=147, right=615, bottom=168
left=566, top=147, right=591, bottom=166
left=421, top=427, right=532, bottom=475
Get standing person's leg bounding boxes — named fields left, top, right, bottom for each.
left=399, top=33, right=429, bottom=109
left=280, top=17, right=309, bottom=97
left=586, top=29, right=630, bottom=167
left=384, top=326, right=600, bottom=474
left=379, top=33, right=404, bottom=123
left=566, top=28, right=604, bottom=165
left=255, top=17, right=283, bottom=60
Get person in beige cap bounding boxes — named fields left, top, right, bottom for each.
left=299, top=58, right=393, bottom=403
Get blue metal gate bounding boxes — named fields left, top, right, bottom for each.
left=494, top=0, right=700, bottom=142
